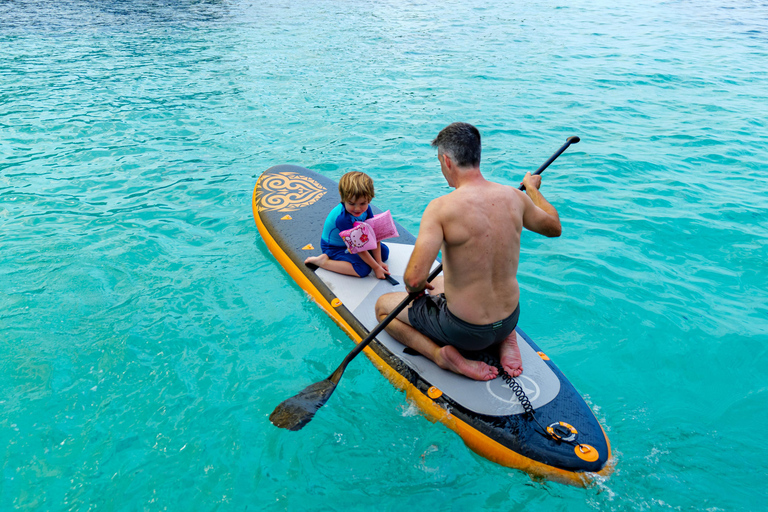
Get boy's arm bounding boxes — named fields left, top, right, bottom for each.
left=371, top=243, right=383, bottom=264
left=358, top=250, right=386, bottom=279
left=322, top=204, right=345, bottom=245
left=371, top=243, right=388, bottom=272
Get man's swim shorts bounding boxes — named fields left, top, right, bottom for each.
left=408, top=293, right=519, bottom=351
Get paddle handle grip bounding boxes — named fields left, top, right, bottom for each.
left=519, top=136, right=579, bottom=191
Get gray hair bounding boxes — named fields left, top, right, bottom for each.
left=431, top=122, right=481, bottom=168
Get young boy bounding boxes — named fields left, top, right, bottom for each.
left=304, top=171, right=390, bottom=279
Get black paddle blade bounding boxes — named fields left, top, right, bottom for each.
left=269, top=378, right=338, bottom=431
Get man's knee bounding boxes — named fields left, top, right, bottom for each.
left=375, top=292, right=406, bottom=321
left=374, top=295, right=390, bottom=319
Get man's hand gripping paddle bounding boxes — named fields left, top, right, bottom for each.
left=269, top=135, right=580, bottom=431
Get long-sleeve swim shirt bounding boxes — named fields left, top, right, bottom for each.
left=321, top=203, right=374, bottom=248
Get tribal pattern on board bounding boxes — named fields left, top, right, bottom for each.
left=255, top=172, right=327, bottom=212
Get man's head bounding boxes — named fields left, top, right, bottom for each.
left=431, top=122, right=481, bottom=168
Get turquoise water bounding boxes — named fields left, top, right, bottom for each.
left=2, top=0, right=767, bottom=509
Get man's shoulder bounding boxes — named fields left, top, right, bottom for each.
left=488, top=179, right=520, bottom=193
left=425, top=192, right=457, bottom=217
left=489, top=181, right=526, bottom=204
left=447, top=180, right=519, bottom=203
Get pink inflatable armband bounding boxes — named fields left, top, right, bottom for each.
left=339, top=222, right=378, bottom=254
left=365, top=210, right=399, bottom=241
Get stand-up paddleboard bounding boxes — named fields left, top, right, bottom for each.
left=253, top=164, right=613, bottom=486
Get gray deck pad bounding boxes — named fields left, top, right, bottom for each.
left=316, top=242, right=560, bottom=417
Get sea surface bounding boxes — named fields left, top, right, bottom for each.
left=1, top=0, right=767, bottom=510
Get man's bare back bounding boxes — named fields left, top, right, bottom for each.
left=374, top=122, right=561, bottom=381
left=430, top=180, right=524, bottom=325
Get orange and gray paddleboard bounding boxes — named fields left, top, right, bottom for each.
left=253, top=164, right=613, bottom=486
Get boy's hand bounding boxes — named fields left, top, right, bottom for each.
left=374, top=265, right=388, bottom=280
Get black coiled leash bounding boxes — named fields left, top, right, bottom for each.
left=476, top=353, right=587, bottom=449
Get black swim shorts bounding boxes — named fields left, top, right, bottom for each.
left=408, top=293, right=520, bottom=351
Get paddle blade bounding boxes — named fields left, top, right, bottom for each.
left=269, top=377, right=338, bottom=431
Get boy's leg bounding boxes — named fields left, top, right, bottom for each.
left=304, top=253, right=361, bottom=277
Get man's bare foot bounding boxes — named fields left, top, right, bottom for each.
left=304, top=253, right=329, bottom=268
left=436, top=345, right=499, bottom=381
left=500, top=331, right=523, bottom=377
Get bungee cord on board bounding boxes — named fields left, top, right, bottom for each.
left=476, top=352, right=588, bottom=450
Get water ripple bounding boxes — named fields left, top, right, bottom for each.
left=2, top=0, right=767, bottom=510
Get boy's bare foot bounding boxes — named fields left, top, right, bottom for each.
left=500, top=331, right=523, bottom=377
left=304, top=253, right=329, bottom=268
left=436, top=345, right=499, bottom=381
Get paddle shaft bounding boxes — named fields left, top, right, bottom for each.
left=269, top=266, right=441, bottom=431
left=331, top=264, right=443, bottom=380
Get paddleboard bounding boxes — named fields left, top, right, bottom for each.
left=253, top=164, right=613, bottom=486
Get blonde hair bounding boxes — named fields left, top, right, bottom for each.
left=338, top=171, right=375, bottom=202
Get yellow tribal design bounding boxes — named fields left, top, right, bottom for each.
left=255, top=172, right=327, bottom=212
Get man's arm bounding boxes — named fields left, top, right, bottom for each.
left=404, top=200, right=444, bottom=293
left=519, top=172, right=562, bottom=237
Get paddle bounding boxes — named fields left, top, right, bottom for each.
left=269, top=135, right=580, bottom=431
left=522, top=136, right=580, bottom=190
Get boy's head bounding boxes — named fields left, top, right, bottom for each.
left=338, top=171, right=375, bottom=203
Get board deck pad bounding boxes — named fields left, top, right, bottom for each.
left=253, top=164, right=612, bottom=485
left=315, top=244, right=560, bottom=417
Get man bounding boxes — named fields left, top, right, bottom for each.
left=374, top=122, right=562, bottom=381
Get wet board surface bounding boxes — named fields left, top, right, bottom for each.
left=253, top=164, right=612, bottom=486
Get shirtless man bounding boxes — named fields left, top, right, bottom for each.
left=374, top=122, right=562, bottom=381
